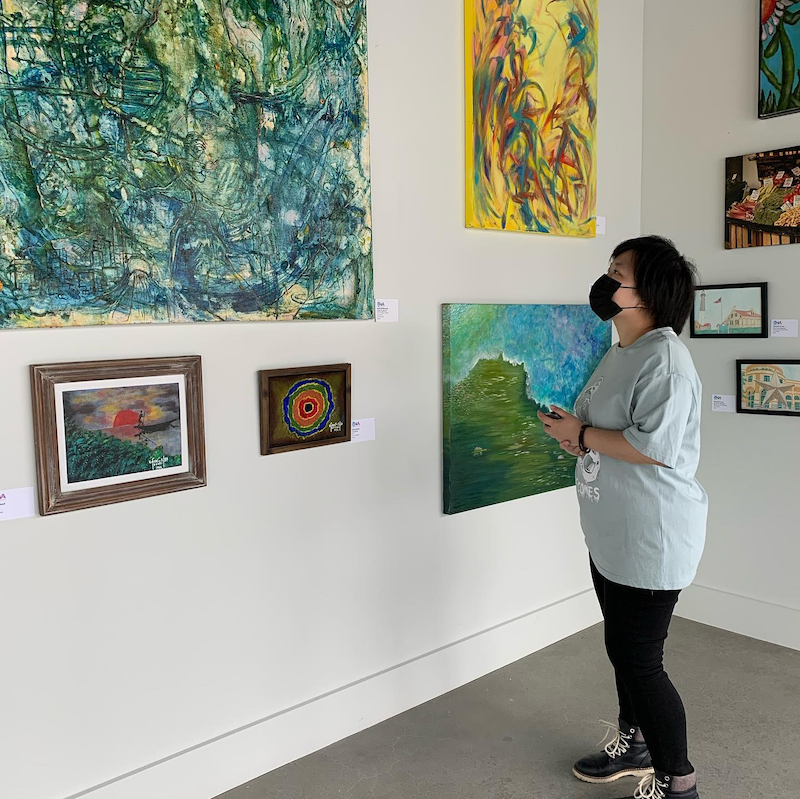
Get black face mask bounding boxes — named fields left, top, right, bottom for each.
left=589, top=274, right=640, bottom=321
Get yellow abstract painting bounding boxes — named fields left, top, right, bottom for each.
left=465, top=0, right=598, bottom=237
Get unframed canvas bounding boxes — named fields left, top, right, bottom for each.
left=760, top=0, right=800, bottom=119
left=442, top=304, right=610, bottom=514
left=0, top=2, right=373, bottom=328
left=465, top=0, right=598, bottom=237
left=725, top=147, right=800, bottom=249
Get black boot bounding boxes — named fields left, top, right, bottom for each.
left=614, top=770, right=699, bottom=798
left=573, top=719, right=654, bottom=784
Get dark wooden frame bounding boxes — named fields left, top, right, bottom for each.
left=736, top=359, right=800, bottom=417
left=690, top=282, right=768, bottom=339
left=31, top=356, right=206, bottom=515
left=259, top=363, right=351, bottom=455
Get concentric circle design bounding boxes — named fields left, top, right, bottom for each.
left=283, top=379, right=335, bottom=437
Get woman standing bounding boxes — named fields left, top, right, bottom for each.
left=537, top=236, right=707, bottom=799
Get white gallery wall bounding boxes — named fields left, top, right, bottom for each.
left=641, top=0, right=800, bottom=651
left=0, top=2, right=645, bottom=798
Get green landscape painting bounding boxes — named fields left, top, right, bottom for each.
left=442, top=304, right=609, bottom=514
left=0, top=0, right=373, bottom=328
left=61, top=381, right=185, bottom=486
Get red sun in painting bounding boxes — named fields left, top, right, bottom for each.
left=113, top=409, right=140, bottom=427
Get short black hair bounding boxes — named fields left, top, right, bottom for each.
left=611, top=235, right=697, bottom=335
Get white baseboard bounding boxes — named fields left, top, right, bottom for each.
left=64, top=589, right=602, bottom=799
left=676, top=583, right=800, bottom=652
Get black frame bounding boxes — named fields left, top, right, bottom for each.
left=690, top=282, right=768, bottom=339
left=736, top=359, right=800, bottom=417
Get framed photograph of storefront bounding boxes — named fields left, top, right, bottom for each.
left=691, top=283, right=768, bottom=339
left=737, top=360, right=800, bottom=416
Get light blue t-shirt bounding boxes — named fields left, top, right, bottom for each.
left=573, top=327, right=708, bottom=591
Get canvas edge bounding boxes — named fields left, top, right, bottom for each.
left=442, top=305, right=454, bottom=514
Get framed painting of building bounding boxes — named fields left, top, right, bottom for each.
left=259, top=364, right=351, bottom=455
left=760, top=1, right=800, bottom=119
left=691, top=283, right=768, bottom=338
left=443, top=304, right=609, bottom=514
left=725, top=147, right=800, bottom=248
left=31, top=356, right=206, bottom=515
left=0, top=2, right=373, bottom=329
left=465, top=0, right=598, bottom=237
left=737, top=360, right=800, bottom=416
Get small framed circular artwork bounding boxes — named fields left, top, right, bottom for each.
left=258, top=364, right=351, bottom=455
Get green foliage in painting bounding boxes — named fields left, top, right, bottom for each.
left=64, top=417, right=180, bottom=483
left=760, top=1, right=800, bottom=117
left=443, top=304, right=609, bottom=514
left=0, top=0, right=373, bottom=327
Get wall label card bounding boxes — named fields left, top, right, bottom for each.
left=711, top=395, right=736, bottom=413
left=595, top=216, right=606, bottom=235
left=0, top=487, right=36, bottom=522
left=351, top=418, right=376, bottom=442
left=375, top=300, right=399, bottom=323
left=771, top=319, right=799, bottom=338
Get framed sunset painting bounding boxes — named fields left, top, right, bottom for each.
left=31, top=357, right=206, bottom=515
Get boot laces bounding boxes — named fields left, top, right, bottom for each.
left=633, top=772, right=669, bottom=798
left=596, top=718, right=633, bottom=759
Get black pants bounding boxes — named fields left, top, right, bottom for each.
left=590, top=557, right=693, bottom=777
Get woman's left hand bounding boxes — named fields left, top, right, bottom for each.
left=536, top=405, right=583, bottom=448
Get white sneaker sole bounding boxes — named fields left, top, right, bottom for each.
left=572, top=766, right=655, bottom=784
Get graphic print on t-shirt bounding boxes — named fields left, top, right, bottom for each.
left=576, top=376, right=603, bottom=421
left=576, top=378, right=603, bottom=503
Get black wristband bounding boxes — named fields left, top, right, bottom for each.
left=579, top=424, right=591, bottom=454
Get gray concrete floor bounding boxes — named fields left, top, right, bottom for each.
left=216, top=618, right=800, bottom=799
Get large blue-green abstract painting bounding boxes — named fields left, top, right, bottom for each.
left=0, top=0, right=373, bottom=328
left=443, top=304, right=610, bottom=514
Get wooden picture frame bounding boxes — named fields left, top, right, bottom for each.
left=737, top=359, right=800, bottom=417
left=31, top=356, right=206, bottom=515
left=690, top=282, right=768, bottom=339
left=259, top=364, right=351, bottom=455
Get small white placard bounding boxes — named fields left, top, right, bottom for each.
left=771, top=319, right=799, bottom=337
left=749, top=189, right=760, bottom=201
left=793, top=167, right=800, bottom=177
left=351, top=417, right=376, bottom=442
left=784, top=178, right=794, bottom=188
left=375, top=299, right=398, bottom=323
left=711, top=395, right=736, bottom=413
left=794, top=195, right=800, bottom=208
left=776, top=170, right=786, bottom=180
left=764, top=177, right=774, bottom=187
left=595, top=216, right=606, bottom=235
left=0, top=487, right=36, bottom=522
